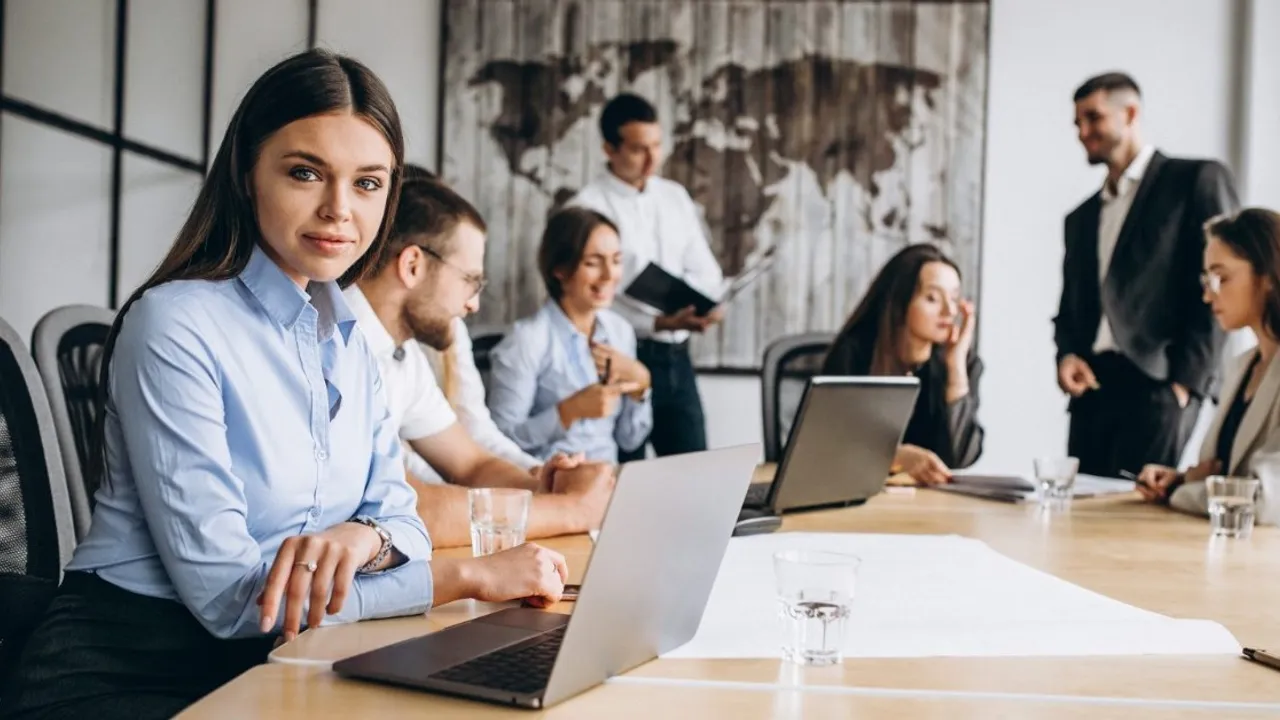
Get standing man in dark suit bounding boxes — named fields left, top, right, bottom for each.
left=1054, top=72, right=1239, bottom=477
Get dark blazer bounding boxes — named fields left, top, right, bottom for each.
left=1053, top=151, right=1239, bottom=400
left=821, top=337, right=984, bottom=469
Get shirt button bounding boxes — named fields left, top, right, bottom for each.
left=316, top=448, right=328, bottom=461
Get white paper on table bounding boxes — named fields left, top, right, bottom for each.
left=662, top=533, right=1239, bottom=659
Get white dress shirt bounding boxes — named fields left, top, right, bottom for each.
left=345, top=287, right=458, bottom=485
left=1094, top=144, right=1157, bottom=353
left=570, top=169, right=724, bottom=344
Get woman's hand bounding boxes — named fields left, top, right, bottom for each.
left=590, top=341, right=651, bottom=399
left=258, top=522, right=382, bottom=640
left=433, top=543, right=568, bottom=609
left=943, top=300, right=976, bottom=368
left=1135, top=464, right=1180, bottom=502
left=894, top=444, right=952, bottom=486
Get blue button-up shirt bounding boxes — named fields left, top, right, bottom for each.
left=487, top=301, right=652, bottom=463
left=66, top=246, right=433, bottom=639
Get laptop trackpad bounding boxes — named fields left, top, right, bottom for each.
left=398, top=619, right=546, bottom=675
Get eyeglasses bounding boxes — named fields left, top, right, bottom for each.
left=1200, top=271, right=1223, bottom=294
left=421, top=245, right=487, bottom=298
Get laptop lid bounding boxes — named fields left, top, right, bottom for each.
left=767, top=376, right=919, bottom=514
left=540, top=443, right=759, bottom=706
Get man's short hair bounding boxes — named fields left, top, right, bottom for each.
left=599, top=93, right=658, bottom=147
left=1073, top=72, right=1141, bottom=103
left=377, top=167, right=485, bottom=272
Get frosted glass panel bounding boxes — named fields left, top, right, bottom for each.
left=118, top=153, right=203, bottom=297
left=126, top=0, right=206, bottom=161
left=0, top=115, right=112, bottom=340
left=4, top=0, right=116, bottom=129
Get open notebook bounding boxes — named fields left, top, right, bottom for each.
left=935, top=471, right=1136, bottom=503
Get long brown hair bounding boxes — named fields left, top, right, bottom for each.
left=825, top=243, right=960, bottom=375
left=1205, top=208, right=1280, bottom=341
left=91, top=49, right=406, bottom=489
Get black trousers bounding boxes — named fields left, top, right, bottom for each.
left=1067, top=352, right=1202, bottom=478
left=619, top=339, right=708, bottom=461
left=1, top=572, right=273, bottom=720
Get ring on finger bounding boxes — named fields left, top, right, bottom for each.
left=294, top=560, right=318, bottom=573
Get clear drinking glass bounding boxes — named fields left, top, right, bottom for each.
left=1206, top=476, right=1260, bottom=539
left=468, top=488, right=531, bottom=556
left=773, top=550, right=859, bottom=666
left=1034, top=456, right=1080, bottom=503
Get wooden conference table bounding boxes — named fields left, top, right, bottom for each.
left=180, top=466, right=1280, bottom=718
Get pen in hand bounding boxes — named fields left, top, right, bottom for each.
left=599, top=357, right=612, bottom=385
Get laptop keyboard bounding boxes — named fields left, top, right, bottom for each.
left=743, top=482, right=771, bottom=508
left=429, top=625, right=566, bottom=695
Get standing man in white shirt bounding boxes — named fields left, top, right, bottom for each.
left=1053, top=72, right=1238, bottom=477
left=348, top=170, right=614, bottom=547
left=570, top=93, right=724, bottom=458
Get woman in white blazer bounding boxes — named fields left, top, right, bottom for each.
left=1138, top=208, right=1280, bottom=525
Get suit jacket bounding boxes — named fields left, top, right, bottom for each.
left=821, top=338, right=984, bottom=469
left=1170, top=350, right=1280, bottom=526
left=1053, top=151, right=1239, bottom=400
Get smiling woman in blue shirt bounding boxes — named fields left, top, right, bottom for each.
left=3, top=50, right=567, bottom=720
left=488, top=207, right=654, bottom=463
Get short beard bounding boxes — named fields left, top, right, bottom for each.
left=404, top=299, right=454, bottom=351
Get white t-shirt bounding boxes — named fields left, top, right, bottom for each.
left=345, top=287, right=457, bottom=483
left=421, top=318, right=541, bottom=476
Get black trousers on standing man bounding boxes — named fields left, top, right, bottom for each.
left=1066, top=352, right=1202, bottom=478
left=619, top=339, right=708, bottom=461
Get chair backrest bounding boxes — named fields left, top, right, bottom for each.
left=468, top=326, right=506, bottom=396
left=760, top=332, right=835, bottom=463
left=0, top=313, right=75, bottom=683
left=31, top=305, right=114, bottom=541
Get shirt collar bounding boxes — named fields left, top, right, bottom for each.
left=343, top=285, right=398, bottom=357
left=1102, top=144, right=1156, bottom=201
left=238, top=245, right=355, bottom=344
left=544, top=300, right=609, bottom=345
left=599, top=164, right=651, bottom=199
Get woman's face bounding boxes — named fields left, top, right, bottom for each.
left=1203, top=235, right=1264, bottom=332
left=559, top=225, right=624, bottom=310
left=905, top=261, right=962, bottom=345
left=251, top=110, right=394, bottom=287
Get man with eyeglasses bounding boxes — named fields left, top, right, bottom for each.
left=346, top=168, right=614, bottom=548
left=1053, top=72, right=1239, bottom=477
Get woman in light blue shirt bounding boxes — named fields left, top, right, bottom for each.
left=4, top=50, right=566, bottom=720
left=489, top=208, right=653, bottom=463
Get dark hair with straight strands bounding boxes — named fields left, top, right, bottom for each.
left=1205, top=208, right=1280, bottom=341
left=825, top=243, right=961, bottom=375
left=599, top=92, right=657, bottom=147
left=1073, top=71, right=1141, bottom=102
left=90, top=48, right=406, bottom=490
left=537, top=206, right=619, bottom=301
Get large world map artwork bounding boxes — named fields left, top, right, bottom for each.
left=441, top=0, right=990, bottom=369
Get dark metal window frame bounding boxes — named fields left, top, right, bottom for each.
left=0, top=0, right=326, bottom=308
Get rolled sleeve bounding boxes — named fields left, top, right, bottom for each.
left=615, top=392, right=654, bottom=452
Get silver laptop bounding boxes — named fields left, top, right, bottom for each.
left=333, top=443, right=760, bottom=709
left=742, top=376, right=920, bottom=517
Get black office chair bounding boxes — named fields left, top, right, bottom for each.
left=0, top=314, right=76, bottom=689
left=468, top=325, right=506, bottom=396
left=760, top=333, right=835, bottom=463
left=31, top=305, right=114, bottom=542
